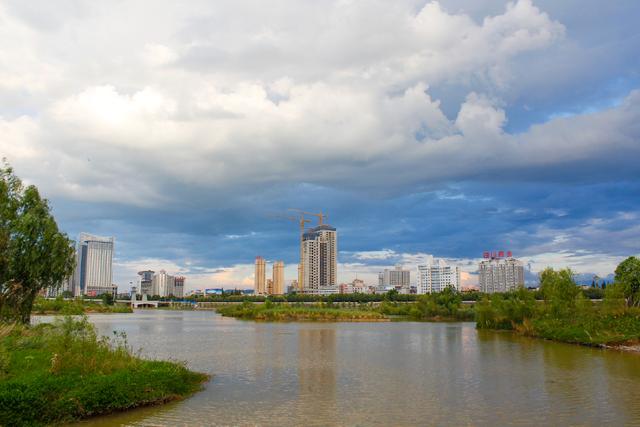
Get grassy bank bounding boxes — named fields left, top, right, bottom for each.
left=216, top=289, right=474, bottom=322
left=32, top=296, right=132, bottom=315
left=217, top=301, right=388, bottom=321
left=0, top=316, right=208, bottom=426
left=476, top=269, right=640, bottom=347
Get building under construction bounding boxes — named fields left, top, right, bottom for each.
left=286, top=210, right=337, bottom=293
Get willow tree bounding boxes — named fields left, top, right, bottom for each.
left=0, top=162, right=75, bottom=324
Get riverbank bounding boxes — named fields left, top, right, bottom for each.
left=475, top=283, right=640, bottom=349
left=32, top=297, right=133, bottom=315
left=0, top=316, right=208, bottom=426
left=216, top=302, right=388, bottom=321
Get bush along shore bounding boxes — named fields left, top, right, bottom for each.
left=32, top=296, right=133, bottom=315
left=0, top=316, right=208, bottom=426
left=476, top=263, right=640, bottom=349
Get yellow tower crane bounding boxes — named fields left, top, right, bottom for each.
left=288, top=209, right=327, bottom=226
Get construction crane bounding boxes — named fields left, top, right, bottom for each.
left=288, top=209, right=327, bottom=226
left=276, top=213, right=310, bottom=292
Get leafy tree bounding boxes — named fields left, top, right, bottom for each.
left=101, top=292, right=114, bottom=306
left=0, top=162, right=75, bottom=323
left=538, top=268, right=579, bottom=318
left=614, top=256, right=640, bottom=307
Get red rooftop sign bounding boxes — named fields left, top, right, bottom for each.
left=483, top=250, right=512, bottom=259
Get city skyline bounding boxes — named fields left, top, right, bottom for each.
left=1, top=1, right=638, bottom=291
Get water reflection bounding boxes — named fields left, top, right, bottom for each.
left=55, top=312, right=640, bottom=427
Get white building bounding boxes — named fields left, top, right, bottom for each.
left=152, top=270, right=176, bottom=297
left=378, top=265, right=411, bottom=290
left=74, top=233, right=114, bottom=297
left=479, top=257, right=525, bottom=293
left=301, top=224, right=337, bottom=292
left=416, top=256, right=460, bottom=294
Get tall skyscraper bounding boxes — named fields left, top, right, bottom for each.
left=273, top=261, right=285, bottom=295
left=174, top=276, right=185, bottom=298
left=479, top=255, right=525, bottom=293
left=255, top=256, right=266, bottom=295
left=301, top=225, right=337, bottom=291
left=416, top=256, right=460, bottom=294
left=137, top=270, right=154, bottom=296
left=74, top=233, right=114, bottom=297
left=378, top=265, right=411, bottom=289
left=152, top=270, right=175, bottom=297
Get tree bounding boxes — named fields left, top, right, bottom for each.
left=614, top=256, right=640, bottom=307
left=0, top=162, right=75, bottom=323
left=101, top=292, right=114, bottom=306
left=538, top=267, right=579, bottom=317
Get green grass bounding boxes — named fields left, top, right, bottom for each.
left=529, top=310, right=640, bottom=345
left=475, top=287, right=640, bottom=346
left=0, top=317, right=208, bottom=426
left=32, top=296, right=133, bottom=315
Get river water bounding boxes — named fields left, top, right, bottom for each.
left=64, top=310, right=640, bottom=426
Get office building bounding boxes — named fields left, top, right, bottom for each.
left=378, top=265, right=411, bottom=290
left=479, top=256, right=525, bottom=293
left=152, top=270, right=175, bottom=297
left=301, top=224, right=337, bottom=292
left=272, top=261, right=285, bottom=295
left=137, top=270, right=154, bottom=296
left=255, top=256, right=266, bottom=295
left=74, top=233, right=114, bottom=297
left=416, top=256, right=460, bottom=294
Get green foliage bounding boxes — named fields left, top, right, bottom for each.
left=614, top=256, right=640, bottom=307
left=217, top=302, right=386, bottom=321
left=603, top=282, right=627, bottom=316
left=476, top=264, right=640, bottom=346
left=582, top=287, right=605, bottom=300
left=101, top=292, right=115, bottom=306
left=0, top=162, right=76, bottom=324
left=32, top=297, right=132, bottom=314
left=408, top=287, right=473, bottom=320
left=539, top=268, right=580, bottom=318
left=475, top=289, right=536, bottom=330
left=0, top=317, right=208, bottom=426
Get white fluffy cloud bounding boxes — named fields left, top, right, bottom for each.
left=0, top=0, right=581, bottom=204
left=1, top=0, right=638, bottom=288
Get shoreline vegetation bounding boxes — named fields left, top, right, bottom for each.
left=0, top=316, right=208, bottom=426
left=32, top=296, right=133, bottom=315
left=217, top=261, right=640, bottom=352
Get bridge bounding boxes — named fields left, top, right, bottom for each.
left=115, top=293, right=159, bottom=308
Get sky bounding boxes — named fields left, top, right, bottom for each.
left=1, top=0, right=639, bottom=290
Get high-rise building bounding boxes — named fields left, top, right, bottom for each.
left=379, top=265, right=411, bottom=290
left=74, top=233, right=114, bottom=297
left=273, top=261, right=285, bottom=295
left=416, top=256, right=460, bottom=294
left=152, top=270, right=175, bottom=297
left=174, top=276, right=185, bottom=298
left=301, top=225, right=337, bottom=292
left=255, top=256, right=266, bottom=295
left=137, top=270, right=154, bottom=296
left=479, top=256, right=525, bottom=293
left=267, top=279, right=274, bottom=295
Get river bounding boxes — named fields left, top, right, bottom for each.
left=61, top=310, right=640, bottom=426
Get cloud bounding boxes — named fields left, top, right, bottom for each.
left=0, top=0, right=638, bottom=287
